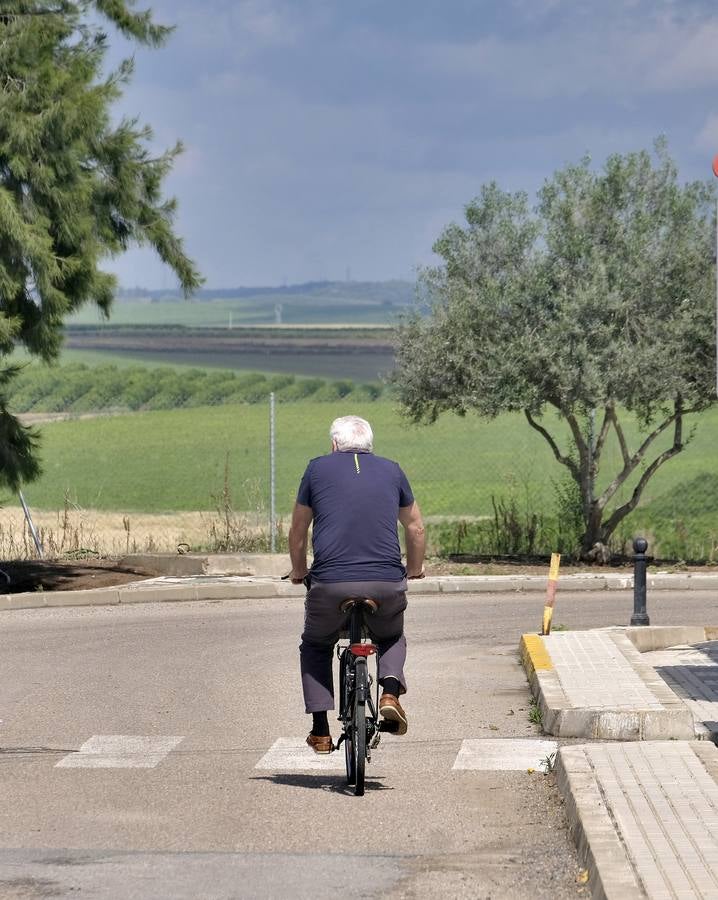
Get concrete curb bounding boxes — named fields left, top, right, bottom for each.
left=118, top=555, right=718, bottom=591
left=520, top=629, right=698, bottom=740
left=1, top=570, right=716, bottom=614
left=119, top=553, right=292, bottom=577
left=555, top=745, right=644, bottom=899
left=624, top=624, right=718, bottom=652
left=0, top=578, right=302, bottom=612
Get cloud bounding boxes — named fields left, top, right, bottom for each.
left=648, top=19, right=718, bottom=90
left=423, top=7, right=718, bottom=101
left=104, top=0, right=718, bottom=287
left=169, top=0, right=302, bottom=53
left=695, top=113, right=718, bottom=153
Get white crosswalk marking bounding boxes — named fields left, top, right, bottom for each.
left=49, top=735, right=561, bottom=773
left=255, top=737, right=347, bottom=771
left=452, top=739, right=558, bottom=772
left=55, top=735, right=184, bottom=769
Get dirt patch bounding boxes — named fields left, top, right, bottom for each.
left=0, top=559, right=161, bottom=594
left=425, top=558, right=714, bottom=576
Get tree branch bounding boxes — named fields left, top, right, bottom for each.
left=592, top=404, right=612, bottom=468
left=601, top=402, right=684, bottom=536
left=597, top=407, right=684, bottom=511
left=609, top=405, right=631, bottom=469
left=524, top=410, right=579, bottom=480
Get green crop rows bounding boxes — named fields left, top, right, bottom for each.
left=9, top=362, right=384, bottom=414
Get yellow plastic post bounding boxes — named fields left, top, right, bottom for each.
left=541, top=553, right=561, bottom=635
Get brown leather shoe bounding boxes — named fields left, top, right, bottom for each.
left=306, top=733, right=334, bottom=754
left=379, top=694, right=408, bottom=735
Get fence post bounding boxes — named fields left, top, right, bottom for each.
left=19, top=491, right=43, bottom=559
left=269, top=392, right=276, bottom=553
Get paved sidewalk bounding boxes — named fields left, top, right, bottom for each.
left=522, top=627, right=718, bottom=898
left=520, top=628, right=700, bottom=740
left=558, top=741, right=718, bottom=899
left=644, top=642, right=718, bottom=737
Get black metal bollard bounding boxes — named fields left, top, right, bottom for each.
left=630, top=537, right=650, bottom=626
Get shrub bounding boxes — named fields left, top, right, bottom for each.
left=312, top=380, right=354, bottom=401
left=349, top=382, right=383, bottom=402
left=276, top=378, right=324, bottom=401
left=70, top=366, right=129, bottom=412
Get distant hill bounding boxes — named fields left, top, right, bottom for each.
left=69, top=279, right=416, bottom=329
left=116, top=279, right=416, bottom=305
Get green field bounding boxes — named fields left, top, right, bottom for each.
left=14, top=399, right=718, bottom=559
left=60, top=282, right=406, bottom=380
left=68, top=282, right=413, bottom=328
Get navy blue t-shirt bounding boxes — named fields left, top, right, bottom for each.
left=297, top=450, right=414, bottom=583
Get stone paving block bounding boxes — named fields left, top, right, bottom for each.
left=594, top=711, right=642, bottom=741
left=640, top=709, right=696, bottom=740
left=553, top=708, right=596, bottom=739
left=645, top=642, right=718, bottom=739
left=559, top=742, right=718, bottom=899
left=520, top=629, right=698, bottom=740
left=556, top=745, right=643, bottom=899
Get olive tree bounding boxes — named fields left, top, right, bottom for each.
left=393, top=142, right=716, bottom=557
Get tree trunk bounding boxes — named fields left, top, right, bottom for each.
left=525, top=399, right=692, bottom=564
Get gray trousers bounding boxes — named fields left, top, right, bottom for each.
left=299, top=579, right=408, bottom=713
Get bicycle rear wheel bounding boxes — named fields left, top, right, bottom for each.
left=353, top=658, right=367, bottom=796
left=340, top=649, right=356, bottom=786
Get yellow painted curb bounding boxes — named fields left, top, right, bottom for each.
left=520, top=633, right=554, bottom=675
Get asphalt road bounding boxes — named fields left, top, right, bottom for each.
left=1, top=588, right=716, bottom=899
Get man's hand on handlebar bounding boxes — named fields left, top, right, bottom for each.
left=289, top=569, right=309, bottom=585
left=407, top=568, right=426, bottom=580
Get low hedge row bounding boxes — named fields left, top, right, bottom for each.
left=9, top=363, right=386, bottom=413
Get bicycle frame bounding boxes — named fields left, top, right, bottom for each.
left=336, top=599, right=381, bottom=795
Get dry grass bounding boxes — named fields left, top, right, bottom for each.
left=0, top=504, right=276, bottom=559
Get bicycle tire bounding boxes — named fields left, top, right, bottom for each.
left=354, top=658, right=367, bottom=796
left=345, top=725, right=356, bottom=786
left=341, top=651, right=356, bottom=785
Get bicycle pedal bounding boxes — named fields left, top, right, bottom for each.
left=378, top=720, right=400, bottom=734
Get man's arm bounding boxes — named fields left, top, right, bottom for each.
left=399, top=501, right=425, bottom=579
left=288, top=502, right=313, bottom=583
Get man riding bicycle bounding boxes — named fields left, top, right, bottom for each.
left=288, top=415, right=426, bottom=754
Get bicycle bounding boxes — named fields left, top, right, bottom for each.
left=335, top=596, right=383, bottom=797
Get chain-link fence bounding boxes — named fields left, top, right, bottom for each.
left=266, top=397, right=718, bottom=564
left=7, top=395, right=718, bottom=563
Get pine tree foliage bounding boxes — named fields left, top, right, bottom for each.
left=393, top=142, right=717, bottom=557
left=0, top=1, right=201, bottom=491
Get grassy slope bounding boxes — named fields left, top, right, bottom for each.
left=18, top=401, right=718, bottom=541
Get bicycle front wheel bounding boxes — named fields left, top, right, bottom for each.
left=353, top=658, right=367, bottom=796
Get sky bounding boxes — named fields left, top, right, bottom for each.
left=104, top=0, right=718, bottom=289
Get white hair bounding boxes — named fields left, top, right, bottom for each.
left=330, top=415, right=374, bottom=452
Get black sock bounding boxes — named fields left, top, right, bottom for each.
left=382, top=677, right=401, bottom=697
left=311, top=711, right=330, bottom=736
